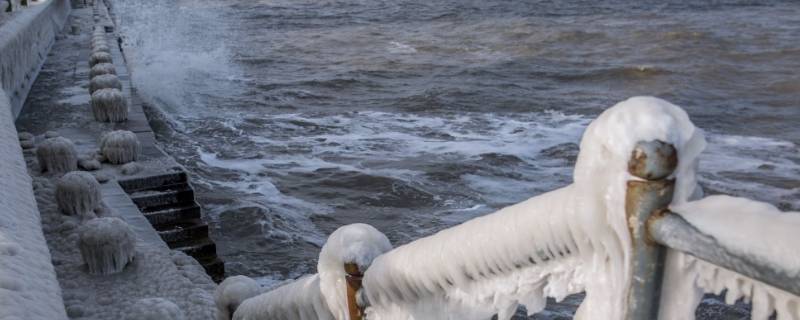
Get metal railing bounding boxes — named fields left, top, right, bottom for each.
left=245, top=139, right=796, bottom=320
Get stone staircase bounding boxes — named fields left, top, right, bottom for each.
left=118, top=172, right=224, bottom=282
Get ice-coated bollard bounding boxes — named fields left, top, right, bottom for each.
left=100, top=130, right=140, bottom=164
left=36, top=137, right=78, bottom=174
left=89, top=51, right=112, bottom=67
left=91, top=88, right=127, bottom=122
left=89, top=74, right=122, bottom=94
left=56, top=171, right=101, bottom=219
left=127, top=298, right=186, bottom=320
left=89, top=63, right=116, bottom=78
left=78, top=217, right=136, bottom=275
left=93, top=43, right=110, bottom=54
left=214, top=275, right=260, bottom=320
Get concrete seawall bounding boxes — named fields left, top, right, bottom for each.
left=0, top=0, right=71, bottom=118
left=0, top=1, right=71, bottom=319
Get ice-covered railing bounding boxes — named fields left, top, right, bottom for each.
left=226, top=97, right=799, bottom=320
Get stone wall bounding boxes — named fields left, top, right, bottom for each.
left=0, top=0, right=71, bottom=118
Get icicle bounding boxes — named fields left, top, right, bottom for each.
left=91, top=88, right=128, bottom=122
left=100, top=130, right=140, bottom=164
left=89, top=74, right=122, bottom=94
left=215, top=275, right=261, bottom=320
left=55, top=171, right=101, bottom=219
left=128, top=298, right=186, bottom=320
left=90, top=51, right=113, bottom=67
left=36, top=137, right=78, bottom=174
left=90, top=63, right=117, bottom=79
left=78, top=217, right=136, bottom=275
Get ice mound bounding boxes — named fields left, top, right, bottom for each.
left=55, top=171, right=101, bottom=219
left=36, top=136, right=78, bottom=174
left=215, top=275, right=261, bottom=320
left=100, top=130, right=140, bottom=164
left=78, top=217, right=136, bottom=275
left=91, top=88, right=128, bottom=122
left=90, top=63, right=117, bottom=78
left=90, top=51, right=113, bottom=67
left=89, top=74, right=122, bottom=94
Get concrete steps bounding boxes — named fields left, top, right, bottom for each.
left=119, top=173, right=224, bottom=282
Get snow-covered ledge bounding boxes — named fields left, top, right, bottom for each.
left=0, top=89, right=68, bottom=319
left=0, top=0, right=71, bottom=118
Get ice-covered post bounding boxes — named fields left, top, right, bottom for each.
left=624, top=140, right=676, bottom=320
left=344, top=262, right=364, bottom=320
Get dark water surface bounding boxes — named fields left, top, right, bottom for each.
left=110, top=0, right=799, bottom=316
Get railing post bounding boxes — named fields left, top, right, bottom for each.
left=345, top=262, right=365, bottom=320
left=625, top=140, right=677, bottom=320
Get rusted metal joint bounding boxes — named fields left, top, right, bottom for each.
left=345, top=262, right=365, bottom=320
left=628, top=140, right=678, bottom=181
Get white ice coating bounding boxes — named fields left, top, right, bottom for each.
left=215, top=275, right=262, bottom=320
left=89, top=62, right=117, bottom=79
left=127, top=298, right=187, bottom=320
left=90, top=60, right=116, bottom=75
left=89, top=73, right=122, bottom=94
left=319, top=223, right=393, bottom=320
left=93, top=43, right=111, bottom=54
left=36, top=136, right=79, bottom=174
left=91, top=88, right=128, bottom=122
left=78, top=217, right=136, bottom=275
left=55, top=171, right=102, bottom=219
left=361, top=96, right=707, bottom=319
left=233, top=274, right=335, bottom=320
left=89, top=51, right=113, bottom=67
left=658, top=196, right=800, bottom=320
left=233, top=224, right=392, bottom=320
left=100, top=130, right=141, bottom=164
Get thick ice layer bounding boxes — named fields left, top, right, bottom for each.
left=671, top=195, right=800, bottom=274
left=361, top=96, right=706, bottom=319
left=659, top=251, right=800, bottom=320
left=318, top=223, right=393, bottom=319
left=233, top=224, right=392, bottom=320
left=657, top=196, right=800, bottom=320
left=233, top=274, right=334, bottom=320
left=128, top=298, right=186, bottom=320
left=215, top=275, right=261, bottom=320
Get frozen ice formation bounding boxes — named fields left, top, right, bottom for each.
left=90, top=62, right=117, bottom=78
left=233, top=224, right=392, bottom=320
left=17, top=131, right=34, bottom=141
left=91, top=88, right=128, bottom=122
left=215, top=275, right=261, bottom=320
left=78, top=217, right=136, bottom=275
left=89, top=51, right=113, bottom=67
left=319, top=223, right=393, bottom=319
left=359, top=96, right=706, bottom=319
left=55, top=171, right=101, bottom=219
left=36, top=137, right=79, bottom=174
left=128, top=298, right=186, bottom=320
left=233, top=274, right=334, bottom=320
left=100, top=130, right=140, bottom=164
left=45, top=130, right=60, bottom=138
left=657, top=195, right=800, bottom=320
left=89, top=74, right=122, bottom=94
left=120, top=162, right=143, bottom=175
left=93, top=43, right=111, bottom=54
left=79, top=158, right=102, bottom=171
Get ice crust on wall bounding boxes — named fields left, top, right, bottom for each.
left=658, top=196, right=800, bottom=320
left=0, top=90, right=68, bottom=319
left=233, top=224, right=392, bottom=320
left=361, top=96, right=707, bottom=320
